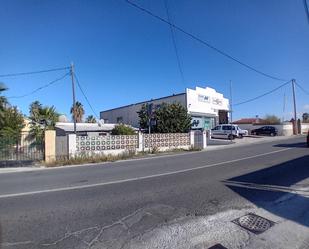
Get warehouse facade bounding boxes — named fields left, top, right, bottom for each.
left=100, top=86, right=230, bottom=130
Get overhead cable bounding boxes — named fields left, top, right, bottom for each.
left=0, top=66, right=70, bottom=78
left=164, top=0, right=185, bottom=86
left=73, top=73, right=100, bottom=119
left=304, top=0, right=309, bottom=25
left=234, top=80, right=292, bottom=106
left=7, top=72, right=70, bottom=99
left=295, top=81, right=309, bottom=95
left=125, top=0, right=287, bottom=82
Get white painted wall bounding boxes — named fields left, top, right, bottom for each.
left=301, top=123, right=309, bottom=134
left=186, top=87, right=229, bottom=116
left=237, top=123, right=294, bottom=136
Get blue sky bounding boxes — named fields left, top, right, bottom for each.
left=0, top=0, right=308, bottom=121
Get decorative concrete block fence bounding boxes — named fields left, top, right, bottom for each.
left=65, top=131, right=206, bottom=158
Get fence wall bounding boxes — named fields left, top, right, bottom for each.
left=75, top=134, right=139, bottom=156
left=0, top=132, right=44, bottom=167
left=143, top=133, right=190, bottom=151
left=64, top=131, right=206, bottom=158
left=237, top=123, right=294, bottom=136
left=56, top=135, right=68, bottom=159
left=301, top=123, right=309, bottom=134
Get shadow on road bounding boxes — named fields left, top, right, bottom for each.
left=273, top=142, right=308, bottom=148
left=223, top=155, right=309, bottom=227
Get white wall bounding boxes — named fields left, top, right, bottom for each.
left=237, top=123, right=294, bottom=136
left=301, top=123, right=309, bottom=134
left=186, top=86, right=229, bottom=116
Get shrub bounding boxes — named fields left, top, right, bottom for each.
left=264, top=115, right=281, bottom=125
left=111, top=124, right=135, bottom=135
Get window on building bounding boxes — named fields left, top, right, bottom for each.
left=116, top=117, right=123, bottom=123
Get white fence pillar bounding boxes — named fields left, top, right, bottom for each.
left=138, top=132, right=143, bottom=152
left=202, top=130, right=207, bottom=149
left=68, top=134, right=77, bottom=158
left=190, top=130, right=195, bottom=148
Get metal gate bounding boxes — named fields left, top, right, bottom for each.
left=0, top=132, right=44, bottom=167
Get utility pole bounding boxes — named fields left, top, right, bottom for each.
left=282, top=92, right=286, bottom=123
left=292, top=79, right=297, bottom=134
left=70, top=62, right=77, bottom=134
left=230, top=80, right=233, bottom=141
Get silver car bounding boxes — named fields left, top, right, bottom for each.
left=210, top=124, right=238, bottom=140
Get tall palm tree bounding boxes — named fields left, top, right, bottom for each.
left=86, top=115, right=96, bottom=123
left=70, top=101, right=85, bottom=123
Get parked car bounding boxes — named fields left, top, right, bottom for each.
left=307, top=130, right=309, bottom=147
left=211, top=124, right=238, bottom=140
left=235, top=126, right=248, bottom=138
left=251, top=126, right=278, bottom=136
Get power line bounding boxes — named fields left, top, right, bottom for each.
left=304, top=0, right=309, bottom=25
left=234, top=80, right=292, bottom=106
left=125, top=0, right=287, bottom=82
left=164, top=0, right=185, bottom=86
left=73, top=73, right=100, bottom=120
left=0, top=66, right=70, bottom=78
left=7, top=72, right=70, bottom=99
left=295, top=81, right=309, bottom=95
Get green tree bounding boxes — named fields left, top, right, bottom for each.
left=28, top=101, right=59, bottom=148
left=154, top=102, right=191, bottom=133
left=0, top=106, right=25, bottom=140
left=264, top=114, right=281, bottom=125
left=29, top=101, right=59, bottom=128
left=0, top=83, right=8, bottom=123
left=302, top=113, right=309, bottom=123
left=137, top=103, right=150, bottom=130
left=86, top=115, right=96, bottom=123
left=70, top=101, right=85, bottom=123
left=111, top=124, right=135, bottom=135
left=137, top=102, right=191, bottom=133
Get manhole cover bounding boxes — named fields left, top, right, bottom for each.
left=208, top=244, right=228, bottom=249
left=232, top=213, right=275, bottom=234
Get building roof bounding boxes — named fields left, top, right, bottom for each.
left=100, top=92, right=185, bottom=113
left=233, top=118, right=266, bottom=124
left=55, top=122, right=117, bottom=132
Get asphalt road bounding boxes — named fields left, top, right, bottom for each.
left=0, top=136, right=308, bottom=249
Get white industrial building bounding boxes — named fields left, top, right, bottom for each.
left=100, top=86, right=230, bottom=130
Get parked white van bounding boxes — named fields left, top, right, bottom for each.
left=210, top=124, right=248, bottom=140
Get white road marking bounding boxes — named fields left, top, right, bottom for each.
left=0, top=148, right=292, bottom=199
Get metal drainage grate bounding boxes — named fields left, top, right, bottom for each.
left=208, top=244, right=228, bottom=249
left=232, top=213, right=275, bottom=234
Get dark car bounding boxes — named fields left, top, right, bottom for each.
left=307, top=130, right=309, bottom=147
left=251, top=126, right=278, bottom=136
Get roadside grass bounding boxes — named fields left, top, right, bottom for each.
left=45, top=146, right=201, bottom=167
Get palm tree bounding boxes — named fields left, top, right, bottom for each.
left=28, top=101, right=59, bottom=148
left=29, top=100, right=42, bottom=123
left=86, top=115, right=96, bottom=123
left=29, top=101, right=59, bottom=127
left=70, top=101, right=85, bottom=123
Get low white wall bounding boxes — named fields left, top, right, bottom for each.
left=301, top=123, right=309, bottom=134
left=66, top=132, right=207, bottom=158
left=237, top=123, right=293, bottom=136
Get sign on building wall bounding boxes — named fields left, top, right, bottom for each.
left=191, top=117, right=213, bottom=130
left=212, top=98, right=222, bottom=106
left=198, top=94, right=210, bottom=103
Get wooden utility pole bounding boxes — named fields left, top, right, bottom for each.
left=292, top=79, right=297, bottom=134
left=70, top=62, right=77, bottom=134
left=230, top=80, right=233, bottom=140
